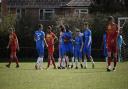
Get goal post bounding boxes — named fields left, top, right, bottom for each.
left=118, top=17, right=128, bottom=61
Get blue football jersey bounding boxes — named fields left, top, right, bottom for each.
left=83, top=29, right=92, bottom=46
left=64, top=31, right=72, bottom=43
left=75, top=35, right=83, bottom=46
left=35, top=30, right=45, bottom=48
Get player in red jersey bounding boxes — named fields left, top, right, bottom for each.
left=6, top=27, right=20, bottom=68
left=106, top=16, right=119, bottom=71
left=46, top=26, right=58, bottom=69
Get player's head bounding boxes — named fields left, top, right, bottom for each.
left=38, top=24, right=43, bottom=30
left=75, top=28, right=80, bottom=36
left=119, top=29, right=122, bottom=35
left=9, top=27, right=15, bottom=33
left=47, top=26, right=52, bottom=33
left=108, top=16, right=114, bottom=23
left=84, top=22, right=89, bottom=29
left=59, top=25, right=65, bottom=32
left=65, top=25, right=70, bottom=32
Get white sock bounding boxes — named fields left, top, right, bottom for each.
left=39, top=57, right=43, bottom=69
left=105, top=57, right=108, bottom=67
left=84, top=55, right=87, bottom=67
left=72, top=57, right=74, bottom=66
left=90, top=56, right=94, bottom=64
left=62, top=58, right=65, bottom=67
left=75, top=58, right=78, bottom=67
left=84, top=59, right=87, bottom=67
left=66, top=56, right=69, bottom=66
left=58, top=57, right=61, bottom=67
left=105, top=57, right=108, bottom=62
left=36, top=57, right=40, bottom=64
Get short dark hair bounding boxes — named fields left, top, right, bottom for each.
left=48, top=26, right=52, bottom=30
left=60, top=25, right=65, bottom=32
left=108, top=16, right=114, bottom=21
left=38, top=24, right=43, bottom=28
left=9, top=27, right=15, bottom=32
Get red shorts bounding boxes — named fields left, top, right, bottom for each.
left=10, top=46, right=17, bottom=54
left=48, top=45, right=54, bottom=55
left=107, top=44, right=117, bottom=53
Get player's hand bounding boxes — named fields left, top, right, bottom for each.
left=111, top=39, right=114, bottom=43
left=6, top=45, right=9, bottom=49
left=17, top=46, right=20, bottom=51
left=80, top=48, right=82, bottom=52
left=46, top=44, right=48, bottom=47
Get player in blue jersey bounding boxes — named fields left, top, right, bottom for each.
left=58, top=25, right=66, bottom=69
left=34, top=24, right=48, bottom=70
left=64, top=26, right=74, bottom=68
left=103, top=31, right=108, bottom=62
left=74, top=29, right=83, bottom=69
left=83, top=22, right=95, bottom=69
left=117, top=30, right=126, bottom=62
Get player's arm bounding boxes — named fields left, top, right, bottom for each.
left=44, top=34, right=48, bottom=47
left=122, top=37, right=126, bottom=45
left=113, top=25, right=119, bottom=43
left=87, top=31, right=91, bottom=47
left=54, top=33, right=58, bottom=40
left=80, top=36, right=84, bottom=52
left=7, top=34, right=11, bottom=49
left=34, top=33, right=36, bottom=41
left=53, top=33, right=58, bottom=42
left=16, top=35, right=19, bottom=51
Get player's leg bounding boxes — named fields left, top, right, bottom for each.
left=47, top=46, right=52, bottom=69
left=88, top=47, right=95, bottom=69
left=35, top=47, right=44, bottom=70
left=65, top=45, right=70, bottom=68
left=74, top=48, right=78, bottom=69
left=6, top=48, right=15, bottom=68
left=71, top=56, right=74, bottom=68
left=107, top=46, right=112, bottom=71
left=50, top=46, right=56, bottom=69
left=6, top=51, right=13, bottom=68
left=39, top=47, right=44, bottom=70
left=35, top=48, right=40, bottom=69
left=51, top=54, right=56, bottom=69
left=83, top=46, right=87, bottom=69
left=75, top=57, right=78, bottom=69
left=104, top=47, right=108, bottom=62
left=47, top=54, right=51, bottom=69
left=71, top=47, right=74, bottom=68
left=58, top=45, right=62, bottom=68
left=113, top=46, right=118, bottom=71
left=13, top=51, right=19, bottom=68
left=61, top=45, right=66, bottom=69
left=79, top=50, right=83, bottom=69
left=84, top=54, right=87, bottom=69
left=118, top=48, right=121, bottom=62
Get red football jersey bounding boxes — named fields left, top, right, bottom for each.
left=106, top=23, right=118, bottom=46
left=9, top=32, right=18, bottom=48
left=46, top=32, right=55, bottom=46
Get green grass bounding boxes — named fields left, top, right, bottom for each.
left=0, top=62, right=128, bottom=89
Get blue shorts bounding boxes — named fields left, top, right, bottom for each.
left=59, top=44, right=65, bottom=58
left=74, top=45, right=82, bottom=59
left=65, top=43, right=73, bottom=54
left=83, top=45, right=91, bottom=56
left=36, top=46, right=44, bottom=57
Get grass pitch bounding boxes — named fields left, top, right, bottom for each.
left=0, top=62, right=128, bottom=89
